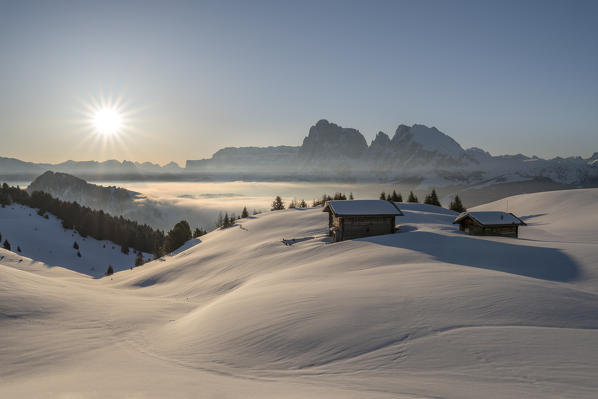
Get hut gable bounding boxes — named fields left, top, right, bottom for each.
left=453, top=211, right=526, bottom=237
left=323, top=200, right=403, bottom=242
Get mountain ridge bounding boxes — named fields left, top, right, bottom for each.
left=2, top=119, right=596, bottom=186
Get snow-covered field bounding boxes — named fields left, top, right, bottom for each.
left=1, top=189, right=597, bottom=398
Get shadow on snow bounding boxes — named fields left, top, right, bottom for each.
left=361, top=231, right=580, bottom=282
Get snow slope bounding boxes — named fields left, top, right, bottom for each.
left=1, top=190, right=598, bottom=398
left=0, top=203, right=151, bottom=277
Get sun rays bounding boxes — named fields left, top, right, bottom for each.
left=72, top=91, right=142, bottom=162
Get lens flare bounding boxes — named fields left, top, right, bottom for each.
left=92, top=107, right=122, bottom=136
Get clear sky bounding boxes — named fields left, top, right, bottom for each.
left=1, top=0, right=597, bottom=165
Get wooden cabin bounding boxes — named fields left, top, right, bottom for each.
left=323, top=200, right=403, bottom=242
left=453, top=211, right=526, bottom=238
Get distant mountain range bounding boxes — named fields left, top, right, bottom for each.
left=2, top=119, right=597, bottom=187
left=187, top=119, right=598, bottom=186
left=0, top=157, right=184, bottom=181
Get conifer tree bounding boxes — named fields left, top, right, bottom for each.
left=449, top=195, right=466, bottom=213
left=241, top=206, right=249, bottom=218
left=3, top=240, right=10, bottom=250
left=135, top=252, right=144, bottom=266
left=106, top=265, right=114, bottom=276
left=17, top=246, right=21, bottom=252
left=424, top=189, right=441, bottom=206
left=163, top=220, right=192, bottom=253
left=407, top=191, right=419, bottom=203
left=391, top=190, right=401, bottom=202
left=349, top=192, right=354, bottom=200
left=379, top=191, right=386, bottom=200
left=223, top=213, right=230, bottom=227
left=153, top=242, right=164, bottom=260
left=193, top=227, right=206, bottom=238
left=299, top=199, right=307, bottom=208
left=271, top=196, right=285, bottom=211
left=73, top=241, right=79, bottom=250
left=386, top=193, right=392, bottom=201
left=288, top=199, right=296, bottom=208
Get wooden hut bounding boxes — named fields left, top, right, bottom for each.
left=323, top=200, right=403, bottom=242
left=453, top=211, right=526, bottom=238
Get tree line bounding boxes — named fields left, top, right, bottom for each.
left=0, top=183, right=205, bottom=257
left=378, top=188, right=465, bottom=212
left=264, top=189, right=465, bottom=213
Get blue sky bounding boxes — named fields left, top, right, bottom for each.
left=1, top=0, right=597, bottom=164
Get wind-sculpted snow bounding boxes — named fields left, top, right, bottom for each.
left=1, top=190, right=598, bottom=398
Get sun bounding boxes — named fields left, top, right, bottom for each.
left=92, top=107, right=122, bottom=136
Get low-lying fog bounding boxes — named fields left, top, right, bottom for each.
left=4, top=179, right=527, bottom=232
left=96, top=181, right=414, bottom=231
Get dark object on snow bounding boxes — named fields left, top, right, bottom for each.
left=17, top=246, right=21, bottom=252
left=73, top=241, right=79, bottom=250
left=3, top=240, right=10, bottom=251
left=77, top=251, right=81, bottom=257
left=135, top=252, right=144, bottom=266
left=106, top=265, right=114, bottom=275
left=323, top=200, right=403, bottom=242
left=453, top=212, right=526, bottom=238
left=271, top=196, right=285, bottom=211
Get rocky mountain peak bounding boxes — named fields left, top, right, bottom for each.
left=390, top=123, right=465, bottom=159
left=299, top=119, right=368, bottom=159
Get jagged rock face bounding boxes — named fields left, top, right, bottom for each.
left=299, top=119, right=368, bottom=160
left=391, top=124, right=465, bottom=159
left=369, top=131, right=391, bottom=151
left=183, top=119, right=597, bottom=183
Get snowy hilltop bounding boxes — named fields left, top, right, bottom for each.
left=1, top=188, right=598, bottom=397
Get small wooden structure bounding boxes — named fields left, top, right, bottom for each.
left=323, top=200, right=403, bottom=242
left=453, top=211, right=526, bottom=238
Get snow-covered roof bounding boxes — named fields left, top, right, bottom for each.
left=323, top=200, right=403, bottom=216
left=453, top=211, right=526, bottom=226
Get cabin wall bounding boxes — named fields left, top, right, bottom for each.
left=336, top=216, right=395, bottom=241
left=480, top=225, right=518, bottom=237
left=459, top=221, right=519, bottom=238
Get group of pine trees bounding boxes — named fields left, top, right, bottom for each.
left=262, top=192, right=356, bottom=213
left=288, top=199, right=308, bottom=208
left=379, top=189, right=418, bottom=202
left=379, top=190, right=403, bottom=202
left=216, top=206, right=256, bottom=228
left=310, top=192, right=354, bottom=207
left=0, top=183, right=199, bottom=258
left=378, top=187, right=465, bottom=212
